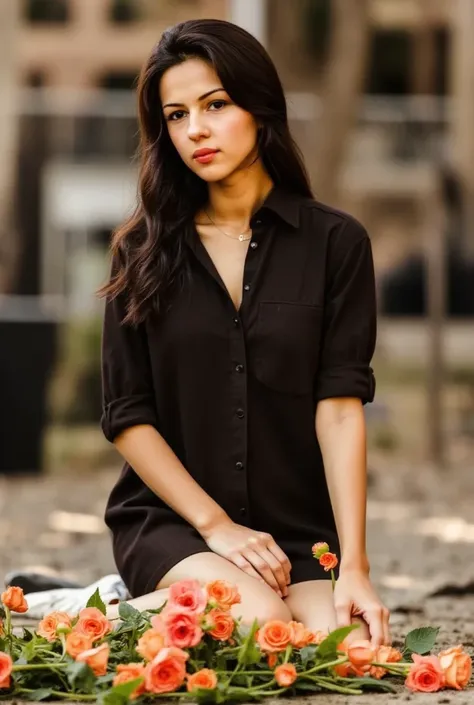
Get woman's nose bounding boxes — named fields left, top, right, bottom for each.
left=187, top=113, right=210, bottom=140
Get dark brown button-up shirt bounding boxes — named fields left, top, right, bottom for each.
left=102, top=187, right=376, bottom=596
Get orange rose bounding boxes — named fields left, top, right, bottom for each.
left=405, top=654, right=445, bottom=693
left=65, top=631, right=94, bottom=659
left=0, top=652, right=13, bottom=690
left=288, top=621, right=314, bottom=649
left=187, top=668, right=218, bottom=692
left=368, top=645, right=403, bottom=679
left=113, top=663, right=146, bottom=700
left=37, top=612, right=72, bottom=642
left=267, top=654, right=278, bottom=669
left=1, top=586, right=28, bottom=613
left=275, top=663, right=297, bottom=687
left=76, top=643, right=110, bottom=677
left=347, top=639, right=376, bottom=671
left=257, top=620, right=291, bottom=653
left=439, top=645, right=472, bottom=690
left=144, top=647, right=188, bottom=694
left=206, top=608, right=235, bottom=641
left=73, top=607, right=112, bottom=642
left=311, top=630, right=329, bottom=645
left=319, top=552, right=338, bottom=572
left=136, top=628, right=166, bottom=662
left=205, top=580, right=241, bottom=611
left=312, top=542, right=329, bottom=559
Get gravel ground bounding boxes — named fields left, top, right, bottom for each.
left=1, top=451, right=474, bottom=702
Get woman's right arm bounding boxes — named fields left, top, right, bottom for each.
left=101, top=274, right=290, bottom=596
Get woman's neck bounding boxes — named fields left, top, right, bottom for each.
left=206, top=167, right=274, bottom=226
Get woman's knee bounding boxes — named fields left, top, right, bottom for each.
left=157, top=551, right=291, bottom=625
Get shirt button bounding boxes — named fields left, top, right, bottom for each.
left=233, top=317, right=239, bottom=326
left=235, top=364, right=244, bottom=373
left=250, top=241, right=258, bottom=249
left=235, top=461, right=244, bottom=471
left=244, top=284, right=251, bottom=292
left=236, top=408, right=245, bottom=419
left=240, top=507, right=247, bottom=516
left=255, top=219, right=262, bottom=225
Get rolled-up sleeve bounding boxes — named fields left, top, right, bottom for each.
left=314, top=218, right=377, bottom=405
left=101, top=280, right=158, bottom=443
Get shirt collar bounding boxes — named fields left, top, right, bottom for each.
left=254, top=186, right=303, bottom=229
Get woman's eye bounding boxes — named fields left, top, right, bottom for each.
left=209, top=100, right=227, bottom=111
left=167, top=110, right=186, bottom=121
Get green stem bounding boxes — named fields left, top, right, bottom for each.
left=309, top=675, right=362, bottom=695
left=216, top=670, right=273, bottom=676
left=301, top=655, right=348, bottom=676
left=18, top=688, right=96, bottom=702
left=13, top=663, right=66, bottom=672
left=331, top=569, right=336, bottom=591
left=3, top=606, right=12, bottom=654
left=283, top=644, right=292, bottom=663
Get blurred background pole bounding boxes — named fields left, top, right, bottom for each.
left=424, top=173, right=447, bottom=470
left=229, top=0, right=268, bottom=47
left=0, top=0, right=20, bottom=294
left=451, top=0, right=474, bottom=258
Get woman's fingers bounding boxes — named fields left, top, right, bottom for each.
left=229, top=553, right=266, bottom=584
left=241, top=547, right=285, bottom=596
left=266, top=541, right=292, bottom=586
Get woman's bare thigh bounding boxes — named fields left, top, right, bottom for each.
left=285, top=580, right=370, bottom=643
left=157, top=552, right=292, bottom=626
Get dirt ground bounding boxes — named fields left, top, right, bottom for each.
left=1, top=449, right=474, bottom=703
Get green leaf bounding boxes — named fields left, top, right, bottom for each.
left=237, top=619, right=262, bottom=667
left=404, top=626, right=440, bottom=655
left=315, top=624, right=360, bottom=660
left=86, top=587, right=107, bottom=615
left=118, top=602, right=141, bottom=622
left=111, top=677, right=144, bottom=699
left=66, top=660, right=96, bottom=692
left=294, top=681, right=322, bottom=692
left=299, top=645, right=318, bottom=666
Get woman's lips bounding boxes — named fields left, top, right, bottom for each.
left=193, top=149, right=219, bottom=164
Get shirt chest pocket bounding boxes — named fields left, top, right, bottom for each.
left=252, top=301, right=323, bottom=395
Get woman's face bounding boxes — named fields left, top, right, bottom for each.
left=160, top=58, right=260, bottom=183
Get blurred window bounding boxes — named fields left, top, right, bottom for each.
left=109, top=0, right=141, bottom=24
left=367, top=31, right=411, bottom=95
left=25, top=0, right=70, bottom=24
left=100, top=72, right=138, bottom=90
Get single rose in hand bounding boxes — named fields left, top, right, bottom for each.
left=319, top=552, right=338, bottom=572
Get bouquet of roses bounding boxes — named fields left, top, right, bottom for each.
left=0, top=544, right=471, bottom=703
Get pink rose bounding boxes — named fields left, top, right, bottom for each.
left=405, top=654, right=445, bottom=693
left=144, top=647, right=188, bottom=694
left=166, top=580, right=207, bottom=615
left=159, top=609, right=203, bottom=649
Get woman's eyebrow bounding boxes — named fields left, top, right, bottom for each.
left=163, top=87, right=226, bottom=109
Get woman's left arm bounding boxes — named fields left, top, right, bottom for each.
left=313, top=217, right=389, bottom=646
left=316, top=397, right=390, bottom=646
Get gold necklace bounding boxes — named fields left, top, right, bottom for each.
left=205, top=209, right=252, bottom=242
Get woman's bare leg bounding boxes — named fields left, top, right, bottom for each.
left=285, top=580, right=370, bottom=643
left=107, top=552, right=291, bottom=625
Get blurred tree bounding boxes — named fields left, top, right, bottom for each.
left=0, top=1, right=20, bottom=294
left=310, top=0, right=371, bottom=205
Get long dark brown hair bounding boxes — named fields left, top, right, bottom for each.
left=99, top=18, right=313, bottom=325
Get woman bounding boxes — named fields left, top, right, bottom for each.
left=100, top=18, right=390, bottom=646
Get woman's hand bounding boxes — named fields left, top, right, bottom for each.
left=200, top=518, right=291, bottom=597
left=334, top=569, right=391, bottom=646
